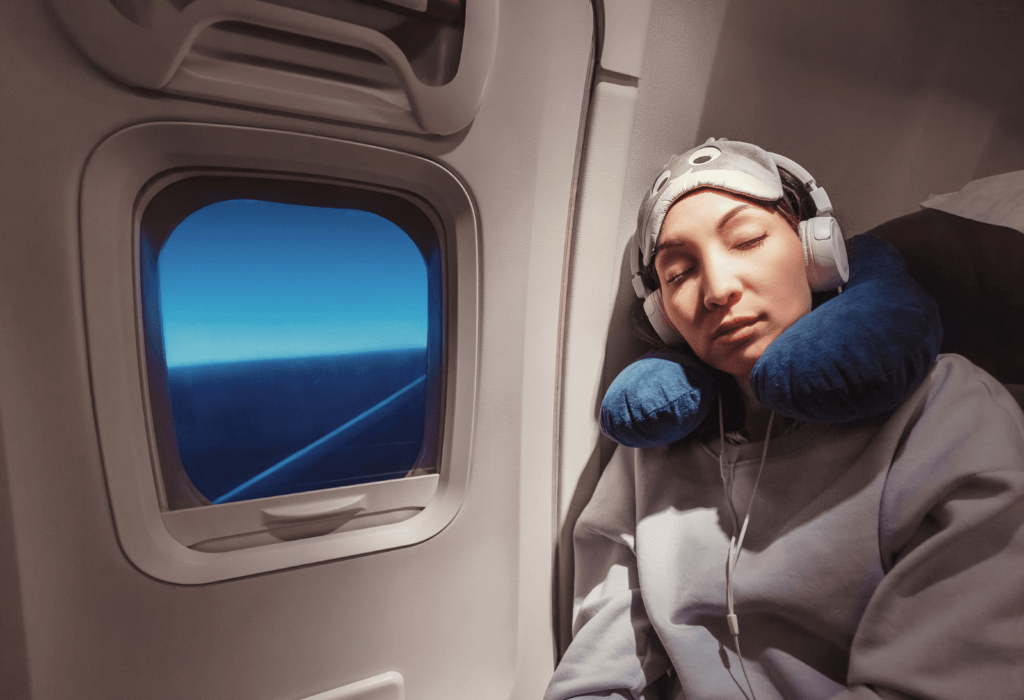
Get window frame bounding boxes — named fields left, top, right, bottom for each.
left=140, top=173, right=446, bottom=545
left=80, top=122, right=478, bottom=584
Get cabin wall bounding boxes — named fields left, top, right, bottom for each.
left=0, top=1, right=593, bottom=698
left=0, top=415, right=31, bottom=699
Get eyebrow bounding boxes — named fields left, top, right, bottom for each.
left=654, top=203, right=753, bottom=258
left=716, top=203, right=754, bottom=232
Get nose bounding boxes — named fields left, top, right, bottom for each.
left=701, top=255, right=742, bottom=310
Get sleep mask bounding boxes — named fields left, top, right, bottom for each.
left=636, top=138, right=787, bottom=267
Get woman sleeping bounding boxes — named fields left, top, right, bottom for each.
left=545, top=139, right=1024, bottom=700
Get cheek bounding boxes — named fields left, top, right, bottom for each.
left=771, top=248, right=813, bottom=322
left=663, top=288, right=709, bottom=351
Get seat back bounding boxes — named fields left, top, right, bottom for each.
left=869, top=208, right=1024, bottom=409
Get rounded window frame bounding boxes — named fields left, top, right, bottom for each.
left=80, top=122, right=479, bottom=584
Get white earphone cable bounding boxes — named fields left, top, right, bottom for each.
left=719, top=393, right=775, bottom=700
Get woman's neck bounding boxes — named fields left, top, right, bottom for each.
left=735, top=376, right=790, bottom=440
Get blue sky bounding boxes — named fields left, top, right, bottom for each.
left=159, top=199, right=428, bottom=367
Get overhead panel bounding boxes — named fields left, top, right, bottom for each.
left=48, top=0, right=497, bottom=134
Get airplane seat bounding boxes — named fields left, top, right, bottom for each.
left=866, top=206, right=1024, bottom=411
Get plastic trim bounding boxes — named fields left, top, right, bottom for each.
left=301, top=672, right=405, bottom=700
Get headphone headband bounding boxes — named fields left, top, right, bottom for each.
left=769, top=152, right=834, bottom=216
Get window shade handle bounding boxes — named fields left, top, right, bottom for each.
left=260, top=494, right=367, bottom=525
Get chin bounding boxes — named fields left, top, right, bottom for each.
left=705, top=351, right=760, bottom=379
left=713, top=334, right=781, bottom=379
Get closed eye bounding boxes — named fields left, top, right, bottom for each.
left=736, top=234, right=768, bottom=250
left=665, top=266, right=695, bottom=286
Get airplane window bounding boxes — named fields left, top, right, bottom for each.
left=139, top=177, right=445, bottom=511
left=80, top=125, right=473, bottom=578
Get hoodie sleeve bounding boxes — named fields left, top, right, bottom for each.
left=837, top=355, right=1024, bottom=700
left=544, top=446, right=672, bottom=700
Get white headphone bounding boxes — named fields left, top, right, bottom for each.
left=630, top=153, right=849, bottom=346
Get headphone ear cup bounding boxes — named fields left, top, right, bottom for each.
left=644, top=289, right=686, bottom=346
left=800, top=217, right=850, bottom=292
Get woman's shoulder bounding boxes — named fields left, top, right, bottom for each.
left=880, top=353, right=1024, bottom=485
left=874, top=353, right=1024, bottom=573
left=913, top=353, right=1024, bottom=427
left=880, top=353, right=1024, bottom=506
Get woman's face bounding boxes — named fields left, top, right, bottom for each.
left=654, top=189, right=812, bottom=378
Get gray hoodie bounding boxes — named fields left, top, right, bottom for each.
left=546, top=354, right=1024, bottom=700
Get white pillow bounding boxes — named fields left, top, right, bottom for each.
left=921, top=170, right=1024, bottom=234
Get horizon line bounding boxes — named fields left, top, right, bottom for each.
left=166, top=345, right=427, bottom=370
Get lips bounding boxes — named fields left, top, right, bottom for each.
left=713, top=316, right=761, bottom=341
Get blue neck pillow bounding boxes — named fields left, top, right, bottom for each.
left=599, top=235, right=943, bottom=448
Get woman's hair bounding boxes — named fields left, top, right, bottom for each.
left=630, top=166, right=829, bottom=439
